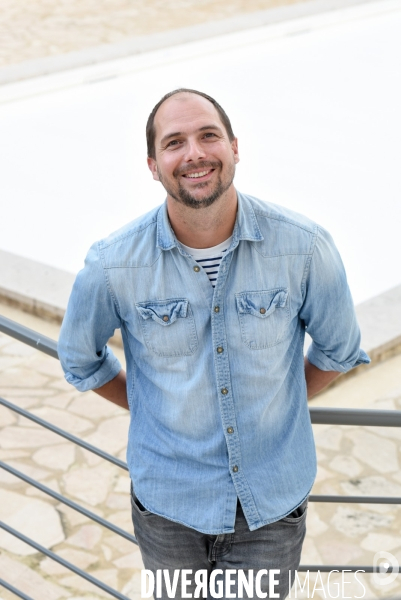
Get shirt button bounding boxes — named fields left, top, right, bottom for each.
left=232, top=465, right=239, bottom=473
left=260, top=307, right=266, bottom=314
left=227, top=427, right=234, bottom=434
left=162, top=315, right=169, bottom=322
left=217, top=347, right=224, bottom=354
left=221, top=388, right=228, bottom=395
left=214, top=306, right=220, bottom=313
left=193, top=266, right=200, bottom=272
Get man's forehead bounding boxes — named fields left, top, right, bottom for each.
left=154, top=93, right=220, bottom=130
left=160, top=92, right=214, bottom=111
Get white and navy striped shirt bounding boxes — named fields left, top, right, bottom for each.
left=181, top=237, right=232, bottom=287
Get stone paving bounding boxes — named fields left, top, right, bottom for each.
left=1, top=302, right=401, bottom=600
left=0, top=0, right=307, bottom=68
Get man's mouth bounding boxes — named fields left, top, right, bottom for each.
left=182, top=169, right=214, bottom=180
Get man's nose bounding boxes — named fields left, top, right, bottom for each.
left=184, top=138, right=206, bottom=161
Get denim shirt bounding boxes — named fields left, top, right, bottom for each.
left=58, top=192, right=369, bottom=534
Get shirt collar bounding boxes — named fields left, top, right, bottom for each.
left=156, top=191, right=264, bottom=251
left=233, top=191, right=264, bottom=244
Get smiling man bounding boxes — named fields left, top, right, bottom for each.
left=147, top=93, right=238, bottom=215
left=58, top=89, right=369, bottom=599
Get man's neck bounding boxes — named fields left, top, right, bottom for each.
left=166, top=187, right=238, bottom=249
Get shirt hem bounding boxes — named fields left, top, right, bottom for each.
left=134, top=485, right=314, bottom=535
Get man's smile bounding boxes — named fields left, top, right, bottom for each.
left=183, top=169, right=214, bottom=179
left=175, top=161, right=221, bottom=186
left=181, top=169, right=215, bottom=182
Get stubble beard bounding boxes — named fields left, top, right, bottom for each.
left=158, top=160, right=236, bottom=210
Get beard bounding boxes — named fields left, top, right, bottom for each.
left=158, top=160, right=236, bottom=209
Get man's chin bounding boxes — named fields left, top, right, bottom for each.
left=165, top=182, right=222, bottom=209
left=175, top=192, right=220, bottom=209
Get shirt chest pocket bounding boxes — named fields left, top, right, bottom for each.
left=135, top=298, right=198, bottom=357
left=235, top=289, right=289, bottom=349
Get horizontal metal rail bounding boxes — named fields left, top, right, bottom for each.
left=310, top=494, right=401, bottom=504
left=0, top=396, right=128, bottom=471
left=0, top=461, right=137, bottom=544
left=0, top=314, right=58, bottom=359
left=0, top=521, right=131, bottom=600
left=309, top=406, right=401, bottom=427
left=0, top=579, right=34, bottom=600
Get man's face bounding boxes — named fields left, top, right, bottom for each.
left=147, top=93, right=239, bottom=209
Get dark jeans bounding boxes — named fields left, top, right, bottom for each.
left=131, top=488, right=307, bottom=600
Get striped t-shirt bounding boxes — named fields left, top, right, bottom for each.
left=180, top=236, right=232, bottom=287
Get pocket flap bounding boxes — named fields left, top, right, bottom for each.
left=136, top=298, right=188, bottom=326
left=236, top=289, right=288, bottom=318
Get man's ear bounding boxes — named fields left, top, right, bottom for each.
left=232, top=138, right=240, bottom=164
left=147, top=157, right=160, bottom=181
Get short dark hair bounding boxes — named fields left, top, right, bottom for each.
left=146, top=88, right=235, bottom=159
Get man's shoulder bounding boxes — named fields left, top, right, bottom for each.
left=100, top=204, right=161, bottom=248
left=243, top=193, right=317, bottom=235
left=240, top=193, right=320, bottom=256
left=93, top=204, right=163, bottom=268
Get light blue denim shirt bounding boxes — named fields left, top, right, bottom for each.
left=58, top=192, right=369, bottom=534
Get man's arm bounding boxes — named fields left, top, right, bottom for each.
left=93, top=370, right=129, bottom=410
left=299, top=226, right=370, bottom=380
left=58, top=242, right=123, bottom=395
left=304, top=357, right=340, bottom=400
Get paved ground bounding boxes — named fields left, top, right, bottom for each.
left=0, top=0, right=307, bottom=68
left=0, top=302, right=401, bottom=600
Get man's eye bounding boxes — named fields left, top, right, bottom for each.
left=204, top=132, right=216, bottom=138
left=167, top=140, right=180, bottom=147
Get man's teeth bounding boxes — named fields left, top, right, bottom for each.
left=185, top=170, right=209, bottom=178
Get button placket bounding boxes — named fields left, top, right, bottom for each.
left=210, top=248, right=242, bottom=487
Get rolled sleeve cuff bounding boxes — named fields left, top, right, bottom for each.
left=64, top=352, right=122, bottom=392
left=307, top=344, right=371, bottom=373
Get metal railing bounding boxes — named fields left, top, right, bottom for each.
left=0, top=314, right=135, bottom=600
left=0, top=313, right=400, bottom=598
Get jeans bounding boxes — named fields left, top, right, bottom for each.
left=131, top=488, right=307, bottom=600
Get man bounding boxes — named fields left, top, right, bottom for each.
left=58, top=89, right=369, bottom=599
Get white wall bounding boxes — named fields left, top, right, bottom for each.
left=1, top=0, right=400, bottom=304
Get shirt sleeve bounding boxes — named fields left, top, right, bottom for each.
left=58, top=241, right=122, bottom=392
left=300, top=226, right=370, bottom=373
